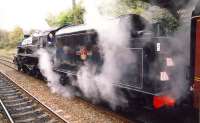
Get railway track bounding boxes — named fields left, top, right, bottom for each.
left=0, top=70, right=68, bottom=122
left=0, top=57, right=175, bottom=123
left=0, top=98, right=14, bottom=123
left=0, top=57, right=133, bottom=123
left=0, top=57, right=16, bottom=70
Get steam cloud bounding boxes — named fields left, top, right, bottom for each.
left=75, top=0, right=135, bottom=108
left=37, top=49, right=74, bottom=98
left=164, top=0, right=198, bottom=101
left=36, top=0, right=198, bottom=108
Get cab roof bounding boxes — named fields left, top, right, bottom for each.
left=55, top=14, right=150, bottom=37
left=56, top=24, right=95, bottom=36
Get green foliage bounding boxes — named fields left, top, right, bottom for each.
left=9, top=26, right=24, bottom=42
left=98, top=0, right=148, bottom=16
left=0, top=30, right=9, bottom=43
left=45, top=0, right=179, bottom=34
left=46, top=3, right=84, bottom=27
left=153, top=10, right=180, bottom=34
left=0, top=26, right=24, bottom=49
left=120, top=0, right=180, bottom=33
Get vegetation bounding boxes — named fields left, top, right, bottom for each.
left=116, top=0, right=180, bottom=33
left=45, top=0, right=179, bottom=34
left=107, top=0, right=149, bottom=16
left=153, top=10, right=180, bottom=34
left=0, top=26, right=24, bottom=50
left=45, top=3, right=85, bottom=27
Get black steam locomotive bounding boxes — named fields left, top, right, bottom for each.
left=14, top=31, right=51, bottom=76
left=14, top=14, right=192, bottom=110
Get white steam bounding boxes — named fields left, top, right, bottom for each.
left=37, top=49, right=74, bottom=98
left=166, top=0, right=198, bottom=101
left=74, top=0, right=136, bottom=108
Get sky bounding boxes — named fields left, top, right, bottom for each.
left=0, top=0, right=75, bottom=31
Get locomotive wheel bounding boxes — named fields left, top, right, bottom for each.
left=21, top=66, right=26, bottom=73
left=30, top=66, right=38, bottom=76
left=21, top=65, right=29, bottom=73
left=59, top=74, right=69, bottom=86
left=35, top=71, right=41, bottom=79
left=16, top=64, right=21, bottom=71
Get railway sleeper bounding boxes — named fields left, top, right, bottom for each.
left=0, top=86, right=14, bottom=90
left=0, top=90, right=20, bottom=95
left=0, top=83, right=16, bottom=86
left=6, top=101, right=35, bottom=109
left=15, top=114, right=58, bottom=123
left=2, top=94, right=25, bottom=100
left=13, top=103, right=38, bottom=111
left=5, top=100, right=33, bottom=107
left=3, top=97, right=29, bottom=103
left=11, top=108, right=43, bottom=118
left=7, top=107, right=40, bottom=116
left=0, top=83, right=13, bottom=86
left=0, top=88, right=17, bottom=92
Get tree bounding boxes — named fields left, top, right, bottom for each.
left=97, top=0, right=148, bottom=16
left=0, top=29, right=9, bottom=43
left=153, top=10, right=180, bottom=34
left=8, top=26, right=24, bottom=42
left=0, top=26, right=24, bottom=49
left=7, top=26, right=24, bottom=48
left=120, top=0, right=180, bottom=33
left=46, top=3, right=84, bottom=27
left=45, top=0, right=180, bottom=33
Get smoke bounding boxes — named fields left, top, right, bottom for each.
left=35, top=0, right=199, bottom=109
left=36, top=48, right=74, bottom=98
left=154, top=0, right=198, bottom=101
left=34, top=0, right=135, bottom=109
left=74, top=0, right=136, bottom=109
left=168, top=1, right=194, bottom=101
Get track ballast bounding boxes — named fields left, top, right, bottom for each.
left=0, top=71, right=68, bottom=123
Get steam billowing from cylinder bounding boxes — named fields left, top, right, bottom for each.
left=37, top=49, right=74, bottom=98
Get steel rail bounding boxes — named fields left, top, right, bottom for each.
left=0, top=99, right=14, bottom=123
left=0, top=71, right=69, bottom=123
